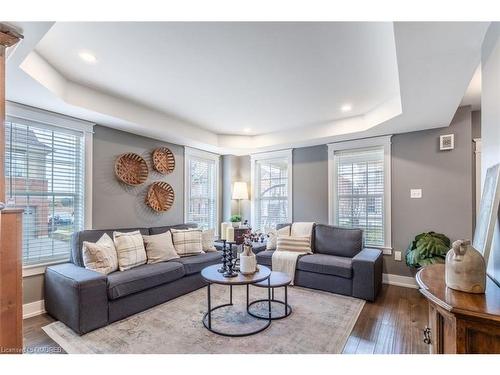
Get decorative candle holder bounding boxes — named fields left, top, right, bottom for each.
left=217, top=239, right=228, bottom=273
left=223, top=242, right=238, bottom=278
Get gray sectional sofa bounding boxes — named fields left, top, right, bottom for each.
left=256, top=223, right=383, bottom=301
left=45, top=222, right=382, bottom=335
left=45, top=224, right=221, bottom=335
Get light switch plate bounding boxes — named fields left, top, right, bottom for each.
left=410, top=189, right=422, bottom=198
left=394, top=251, right=402, bottom=261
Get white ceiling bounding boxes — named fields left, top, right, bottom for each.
left=36, top=22, right=401, bottom=136
left=6, top=22, right=489, bottom=155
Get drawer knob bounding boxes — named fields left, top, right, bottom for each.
left=423, top=327, right=432, bottom=344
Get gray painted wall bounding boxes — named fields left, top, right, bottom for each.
left=292, top=146, right=329, bottom=224
left=221, top=155, right=251, bottom=223
left=481, top=23, right=500, bottom=285
left=92, top=125, right=184, bottom=228
left=390, top=106, right=473, bottom=276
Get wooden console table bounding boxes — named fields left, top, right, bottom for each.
left=416, top=264, right=500, bottom=354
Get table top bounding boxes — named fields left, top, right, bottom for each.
left=253, top=271, right=292, bottom=287
left=201, top=264, right=271, bottom=285
left=416, top=264, right=500, bottom=322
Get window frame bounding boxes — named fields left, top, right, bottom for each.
left=250, top=149, right=293, bottom=231
left=184, top=147, right=220, bottom=235
left=5, top=102, right=94, bottom=271
left=328, top=135, right=392, bottom=252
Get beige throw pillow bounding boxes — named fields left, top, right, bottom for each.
left=276, top=235, right=312, bottom=253
left=143, top=231, right=180, bottom=264
left=82, top=233, right=118, bottom=275
left=171, top=228, right=205, bottom=257
left=266, top=225, right=291, bottom=250
left=113, top=230, right=147, bottom=271
left=202, top=229, right=217, bottom=252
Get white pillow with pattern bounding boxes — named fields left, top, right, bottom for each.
left=201, top=229, right=218, bottom=252
left=113, top=230, right=147, bottom=271
left=266, top=225, right=291, bottom=250
left=82, top=233, right=118, bottom=275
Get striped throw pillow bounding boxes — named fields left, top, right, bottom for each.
left=276, top=235, right=312, bottom=253
left=113, top=230, right=147, bottom=271
left=171, top=228, right=205, bottom=257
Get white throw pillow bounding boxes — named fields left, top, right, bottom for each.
left=143, top=231, right=180, bottom=264
left=201, top=229, right=217, bottom=252
left=266, top=225, right=291, bottom=250
left=170, top=228, right=205, bottom=257
left=113, top=230, right=147, bottom=271
left=82, top=233, right=118, bottom=275
left=276, top=235, right=312, bottom=253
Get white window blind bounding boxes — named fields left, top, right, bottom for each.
left=253, top=155, right=291, bottom=231
left=5, top=116, right=86, bottom=266
left=185, top=153, right=218, bottom=231
left=334, top=146, right=385, bottom=247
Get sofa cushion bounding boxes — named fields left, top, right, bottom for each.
left=71, top=227, right=150, bottom=267
left=169, top=252, right=221, bottom=275
left=314, top=224, right=363, bottom=258
left=149, top=224, right=198, bottom=235
left=297, top=254, right=352, bottom=278
left=256, top=250, right=274, bottom=267
left=107, top=262, right=185, bottom=300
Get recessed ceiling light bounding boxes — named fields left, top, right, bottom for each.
left=243, top=128, right=252, bottom=133
left=78, top=51, right=97, bottom=64
left=341, top=104, right=352, bottom=112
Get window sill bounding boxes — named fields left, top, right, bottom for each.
left=23, top=258, right=69, bottom=277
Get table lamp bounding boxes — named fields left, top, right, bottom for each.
left=232, top=181, right=248, bottom=216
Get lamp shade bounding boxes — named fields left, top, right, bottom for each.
left=232, top=181, right=249, bottom=200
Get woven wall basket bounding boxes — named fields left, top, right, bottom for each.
left=146, top=181, right=175, bottom=212
left=152, top=147, right=175, bottom=175
left=114, top=153, right=149, bottom=186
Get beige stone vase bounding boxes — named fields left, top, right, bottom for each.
left=445, top=239, right=486, bottom=293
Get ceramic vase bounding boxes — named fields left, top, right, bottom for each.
left=240, top=254, right=257, bottom=274
left=445, top=239, right=486, bottom=293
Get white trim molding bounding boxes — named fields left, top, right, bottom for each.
left=250, top=149, right=293, bottom=229
left=382, top=273, right=418, bottom=289
left=327, top=135, right=392, bottom=250
left=184, top=147, right=221, bottom=235
left=23, top=300, right=46, bottom=319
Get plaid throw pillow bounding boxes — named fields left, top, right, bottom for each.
left=171, top=228, right=205, bottom=257
left=113, top=230, right=147, bottom=271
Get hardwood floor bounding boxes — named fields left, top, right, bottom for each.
left=22, top=284, right=428, bottom=354
left=342, top=284, right=429, bottom=354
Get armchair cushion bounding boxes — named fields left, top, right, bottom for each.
left=297, top=254, right=352, bottom=278
left=314, top=224, right=363, bottom=257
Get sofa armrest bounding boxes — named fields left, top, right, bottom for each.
left=45, top=263, right=108, bottom=335
left=351, top=248, right=383, bottom=301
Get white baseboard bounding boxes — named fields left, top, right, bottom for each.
left=382, top=273, right=418, bottom=289
left=23, top=300, right=46, bottom=319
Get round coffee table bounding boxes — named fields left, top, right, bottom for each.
left=247, top=271, right=292, bottom=320
left=201, top=264, right=272, bottom=337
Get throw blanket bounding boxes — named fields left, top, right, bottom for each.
left=272, top=222, right=314, bottom=284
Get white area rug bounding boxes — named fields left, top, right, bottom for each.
left=43, top=285, right=364, bottom=354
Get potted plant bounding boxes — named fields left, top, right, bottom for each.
left=405, top=231, right=451, bottom=268
left=230, top=214, right=242, bottom=228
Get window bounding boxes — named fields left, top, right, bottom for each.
left=184, top=148, right=220, bottom=233
left=251, top=150, right=292, bottom=231
left=5, top=105, right=93, bottom=266
left=328, top=136, right=391, bottom=249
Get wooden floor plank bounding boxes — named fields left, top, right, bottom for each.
left=23, top=284, right=428, bottom=354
